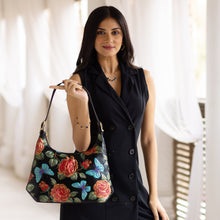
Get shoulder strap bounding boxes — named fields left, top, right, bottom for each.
left=41, top=82, right=104, bottom=133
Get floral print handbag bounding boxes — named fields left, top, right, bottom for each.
left=26, top=83, right=114, bottom=203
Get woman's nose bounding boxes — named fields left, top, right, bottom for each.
left=105, top=33, right=113, bottom=43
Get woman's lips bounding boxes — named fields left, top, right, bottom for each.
left=103, top=46, right=114, bottom=50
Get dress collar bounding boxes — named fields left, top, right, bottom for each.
left=85, top=59, right=138, bottom=125
left=87, top=59, right=138, bottom=78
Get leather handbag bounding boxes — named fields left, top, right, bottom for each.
left=26, top=83, right=114, bottom=203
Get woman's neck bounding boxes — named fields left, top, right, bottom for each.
left=97, top=55, right=119, bottom=74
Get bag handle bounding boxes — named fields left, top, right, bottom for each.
left=41, top=82, right=104, bottom=133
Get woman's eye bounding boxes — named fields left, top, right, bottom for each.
left=97, top=31, right=105, bottom=35
left=112, top=31, right=120, bottom=35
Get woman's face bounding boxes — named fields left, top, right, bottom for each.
left=94, top=17, right=123, bottom=59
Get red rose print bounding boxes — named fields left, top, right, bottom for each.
left=50, top=184, right=70, bottom=202
left=58, top=156, right=78, bottom=177
left=84, top=146, right=98, bottom=155
left=93, top=180, right=111, bottom=199
left=39, top=181, right=49, bottom=192
left=81, top=159, right=92, bottom=169
left=35, top=138, right=44, bottom=155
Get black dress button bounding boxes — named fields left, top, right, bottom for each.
left=111, top=195, right=118, bottom=202
left=129, top=148, right=135, bottom=155
left=128, top=172, right=135, bottom=180
left=129, top=195, right=136, bottom=202
left=128, top=125, right=134, bottom=130
left=109, top=125, right=116, bottom=131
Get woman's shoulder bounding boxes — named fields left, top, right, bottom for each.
left=69, top=71, right=84, bottom=85
left=69, top=66, right=90, bottom=86
left=133, top=66, right=152, bottom=82
left=142, top=69, right=155, bottom=96
left=143, top=69, right=152, bottom=81
left=133, top=66, right=154, bottom=90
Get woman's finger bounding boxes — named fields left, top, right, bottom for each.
left=63, top=79, right=81, bottom=85
left=158, top=208, right=169, bottom=220
left=64, top=80, right=83, bottom=94
left=151, top=207, right=159, bottom=220
left=63, top=79, right=82, bottom=88
left=49, top=85, right=65, bottom=90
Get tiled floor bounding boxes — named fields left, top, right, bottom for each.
left=0, top=166, right=60, bottom=220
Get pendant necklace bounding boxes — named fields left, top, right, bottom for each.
left=102, top=68, right=119, bottom=82
left=106, top=74, right=117, bottom=82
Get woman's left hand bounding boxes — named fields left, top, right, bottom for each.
left=149, top=196, right=169, bottom=220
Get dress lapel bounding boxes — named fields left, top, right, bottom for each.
left=88, top=61, right=137, bottom=125
left=119, top=62, right=137, bottom=105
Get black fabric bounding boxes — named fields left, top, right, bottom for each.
left=60, top=60, right=159, bottom=219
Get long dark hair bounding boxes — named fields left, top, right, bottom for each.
left=74, top=6, right=136, bottom=73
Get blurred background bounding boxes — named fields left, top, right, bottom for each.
left=1, top=0, right=219, bottom=220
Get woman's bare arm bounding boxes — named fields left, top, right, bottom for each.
left=50, top=74, right=91, bottom=152
left=140, top=70, right=169, bottom=220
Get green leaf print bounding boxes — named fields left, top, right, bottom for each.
left=88, top=192, right=97, bottom=200
left=60, top=154, right=68, bottom=158
left=98, top=134, right=103, bottom=142
left=97, top=198, right=106, bottom=203
left=58, top=173, right=66, bottom=180
left=45, top=151, right=54, bottom=158
left=26, top=183, right=34, bottom=192
left=39, top=195, right=49, bottom=202
left=36, top=152, right=44, bottom=160
left=80, top=153, right=85, bottom=160
left=79, top=173, right=86, bottom=179
left=73, top=197, right=81, bottom=203
left=49, top=158, right=58, bottom=167
left=50, top=178, right=57, bottom=185
left=96, top=146, right=103, bottom=153
left=33, top=159, right=37, bottom=168
left=70, top=191, right=78, bottom=197
left=70, top=173, right=78, bottom=181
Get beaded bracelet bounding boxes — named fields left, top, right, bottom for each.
left=75, top=116, right=91, bottom=129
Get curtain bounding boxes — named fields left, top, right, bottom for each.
left=0, top=0, right=25, bottom=169
left=106, top=0, right=203, bottom=219
left=0, top=0, right=84, bottom=178
left=206, top=0, right=220, bottom=218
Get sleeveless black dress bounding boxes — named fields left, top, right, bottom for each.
left=60, top=60, right=159, bottom=220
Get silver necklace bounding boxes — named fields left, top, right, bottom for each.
left=102, top=68, right=119, bottom=82
left=106, top=73, right=117, bottom=82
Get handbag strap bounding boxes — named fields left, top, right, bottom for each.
left=41, top=82, right=104, bottom=132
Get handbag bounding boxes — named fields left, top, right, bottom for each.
left=26, top=82, right=114, bottom=203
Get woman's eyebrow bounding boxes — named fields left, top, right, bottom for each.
left=97, top=27, right=121, bottom=31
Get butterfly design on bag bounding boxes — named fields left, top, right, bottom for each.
left=85, top=158, right=104, bottom=178
left=34, top=163, right=54, bottom=183
left=72, top=180, right=91, bottom=200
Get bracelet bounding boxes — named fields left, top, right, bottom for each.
left=75, top=116, right=91, bottom=129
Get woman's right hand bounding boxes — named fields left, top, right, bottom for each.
left=49, top=79, right=89, bottom=103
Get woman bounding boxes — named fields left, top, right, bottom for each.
left=50, top=6, right=169, bottom=220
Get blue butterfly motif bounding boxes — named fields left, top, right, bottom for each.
left=85, top=158, right=104, bottom=179
left=72, top=180, right=91, bottom=200
left=34, top=163, right=54, bottom=183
